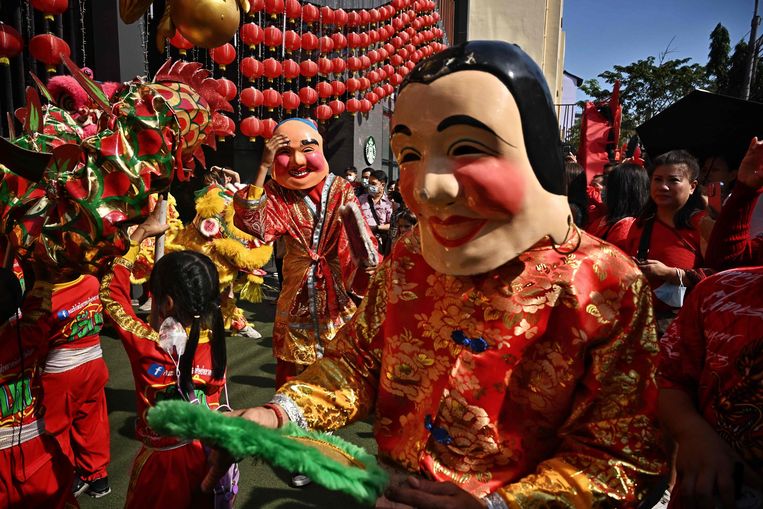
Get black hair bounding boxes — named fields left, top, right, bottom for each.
left=637, top=150, right=705, bottom=229
left=149, top=251, right=226, bottom=400
left=344, top=166, right=357, bottom=174
left=564, top=162, right=587, bottom=226
left=400, top=40, right=566, bottom=196
left=397, top=208, right=418, bottom=226
left=604, top=163, right=650, bottom=225
left=370, top=170, right=388, bottom=184
left=362, top=167, right=374, bottom=175
left=0, top=268, right=22, bottom=325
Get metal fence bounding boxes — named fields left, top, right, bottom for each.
left=556, top=103, right=581, bottom=145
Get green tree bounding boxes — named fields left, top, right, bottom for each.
left=724, top=39, right=751, bottom=97
left=707, top=23, right=731, bottom=92
left=580, top=56, right=707, bottom=139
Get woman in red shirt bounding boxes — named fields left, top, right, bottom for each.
left=589, top=162, right=650, bottom=246
left=621, top=150, right=710, bottom=335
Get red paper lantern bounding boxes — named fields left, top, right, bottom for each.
left=368, top=70, right=379, bottom=84
left=300, top=59, right=319, bottom=78
left=301, top=32, right=318, bottom=51
left=240, top=23, right=263, bottom=49
left=264, top=0, right=284, bottom=19
left=383, top=64, right=395, bottom=77
left=240, top=116, right=262, bottom=141
left=348, top=32, right=361, bottom=49
left=284, top=30, right=301, bottom=52
left=320, top=6, right=334, bottom=25
left=210, top=43, right=236, bottom=70
left=249, top=0, right=265, bottom=14
left=383, top=83, right=395, bottom=96
left=398, top=47, right=409, bottom=59
left=359, top=9, right=370, bottom=25
left=365, top=91, right=379, bottom=104
left=302, top=3, right=319, bottom=23
left=347, top=11, right=360, bottom=27
left=360, top=55, right=371, bottom=69
left=263, top=58, right=282, bottom=80
left=331, top=57, right=346, bottom=75
left=405, top=60, right=416, bottom=70
left=347, top=56, right=362, bottom=71
left=391, top=36, right=403, bottom=48
left=283, top=59, right=300, bottom=81
left=333, top=8, right=348, bottom=27
left=213, top=114, right=236, bottom=141
left=392, top=17, right=404, bottom=31
left=329, top=99, right=345, bottom=117
left=331, top=80, right=346, bottom=97
left=31, top=0, right=67, bottom=20
left=390, top=73, right=403, bottom=86
left=359, top=77, right=371, bottom=90
left=169, top=31, right=193, bottom=55
left=217, top=78, right=237, bottom=101
left=377, top=48, right=389, bottom=61
left=285, top=0, right=301, bottom=21
left=242, top=57, right=264, bottom=81
left=390, top=54, right=403, bottom=67
left=398, top=66, right=410, bottom=78
left=368, top=29, right=380, bottom=44
left=317, top=57, right=333, bottom=76
left=369, top=8, right=381, bottom=24
left=318, top=36, right=334, bottom=54
left=316, top=81, right=332, bottom=99
left=29, top=34, right=70, bottom=72
left=314, top=103, right=332, bottom=121
left=346, top=77, right=361, bottom=93
left=263, top=26, right=283, bottom=50
left=367, top=49, right=380, bottom=64
left=360, top=98, right=372, bottom=113
left=261, top=118, right=277, bottom=138
left=373, top=86, right=385, bottom=99
left=282, top=90, right=301, bottom=111
left=330, top=32, right=347, bottom=51
left=240, top=87, right=264, bottom=110
left=0, top=24, right=23, bottom=65
left=359, top=32, right=370, bottom=47
left=262, top=88, right=282, bottom=110
left=346, top=98, right=361, bottom=114
left=299, top=86, right=318, bottom=105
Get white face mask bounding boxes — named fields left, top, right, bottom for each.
left=346, top=175, right=356, bottom=182
left=653, top=271, right=686, bottom=308
left=362, top=177, right=370, bottom=185
left=368, top=185, right=380, bottom=195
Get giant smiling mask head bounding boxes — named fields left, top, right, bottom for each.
left=391, top=41, right=573, bottom=276
left=272, top=118, right=329, bottom=190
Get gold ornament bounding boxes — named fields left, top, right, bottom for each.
left=119, top=0, right=250, bottom=51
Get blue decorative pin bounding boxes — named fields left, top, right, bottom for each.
left=451, top=330, right=488, bottom=353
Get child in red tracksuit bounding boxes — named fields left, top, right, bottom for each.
left=0, top=268, right=78, bottom=509
left=100, top=209, right=228, bottom=509
left=40, top=273, right=111, bottom=498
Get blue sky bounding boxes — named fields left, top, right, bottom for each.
left=563, top=0, right=755, bottom=91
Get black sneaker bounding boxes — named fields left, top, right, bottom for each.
left=86, top=477, right=111, bottom=498
left=72, top=474, right=89, bottom=498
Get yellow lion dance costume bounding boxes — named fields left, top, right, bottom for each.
left=168, top=184, right=273, bottom=334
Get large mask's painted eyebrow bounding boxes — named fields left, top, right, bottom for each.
left=436, top=114, right=515, bottom=148
left=300, top=139, right=320, bottom=146
left=437, top=115, right=496, bottom=134
left=391, top=124, right=412, bottom=136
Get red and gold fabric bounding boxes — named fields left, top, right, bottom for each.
left=277, top=227, right=666, bottom=506
left=99, top=246, right=225, bottom=449
left=234, top=176, right=375, bottom=366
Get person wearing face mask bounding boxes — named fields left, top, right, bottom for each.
left=208, top=41, right=666, bottom=509
left=359, top=170, right=394, bottom=256
left=233, top=119, right=377, bottom=392
left=620, top=150, right=712, bottom=335
left=100, top=202, right=229, bottom=509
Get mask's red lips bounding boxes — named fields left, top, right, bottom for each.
left=428, top=215, right=487, bottom=247
left=288, top=167, right=312, bottom=178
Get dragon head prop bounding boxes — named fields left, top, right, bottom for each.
left=0, top=56, right=232, bottom=272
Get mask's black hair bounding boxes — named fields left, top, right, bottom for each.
left=149, top=251, right=226, bottom=400
left=400, top=40, right=566, bottom=196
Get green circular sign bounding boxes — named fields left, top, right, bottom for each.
left=364, top=137, right=377, bottom=165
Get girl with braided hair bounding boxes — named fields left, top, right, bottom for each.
left=100, top=201, right=228, bottom=509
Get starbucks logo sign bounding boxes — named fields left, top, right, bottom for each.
left=364, top=137, right=377, bottom=165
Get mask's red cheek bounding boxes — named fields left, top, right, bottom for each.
left=454, top=158, right=526, bottom=219
left=273, top=153, right=290, bottom=180
left=305, top=152, right=327, bottom=173
left=398, top=167, right=422, bottom=215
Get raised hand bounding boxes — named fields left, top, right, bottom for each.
left=737, top=137, right=763, bottom=191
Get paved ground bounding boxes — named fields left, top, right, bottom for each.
left=78, top=285, right=377, bottom=509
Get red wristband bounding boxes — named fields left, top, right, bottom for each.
left=262, top=403, right=285, bottom=428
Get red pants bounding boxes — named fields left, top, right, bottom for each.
left=125, top=441, right=213, bottom=509
left=275, top=360, right=307, bottom=389
left=42, top=357, right=110, bottom=481
left=0, top=434, right=78, bottom=509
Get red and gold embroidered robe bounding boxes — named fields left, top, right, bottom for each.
left=234, top=175, right=375, bottom=365
left=278, top=227, right=666, bottom=507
